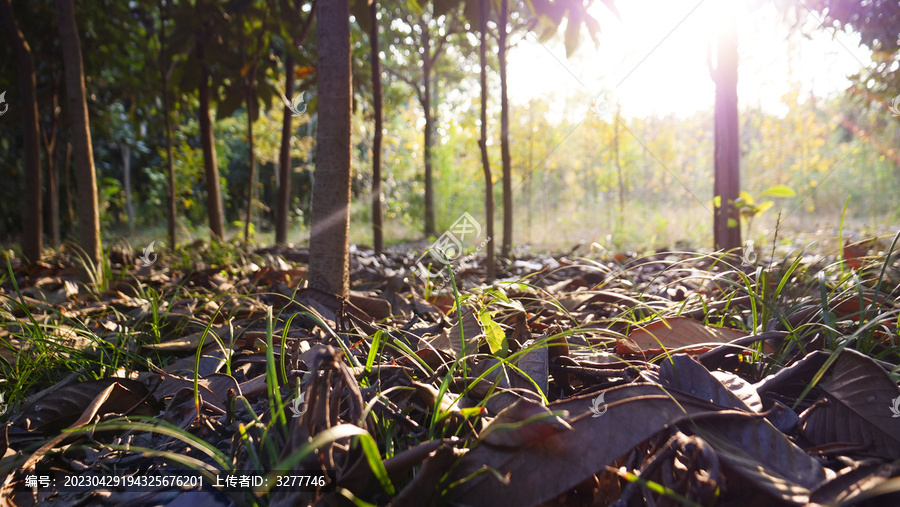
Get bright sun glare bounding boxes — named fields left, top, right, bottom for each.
left=507, top=0, right=872, bottom=119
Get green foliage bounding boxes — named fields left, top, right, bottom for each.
left=478, top=309, right=507, bottom=355
left=734, top=185, right=796, bottom=236
left=1, top=0, right=897, bottom=251
left=798, top=0, right=900, bottom=102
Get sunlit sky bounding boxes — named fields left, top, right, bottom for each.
left=506, top=0, right=872, bottom=119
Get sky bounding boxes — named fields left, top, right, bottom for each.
left=506, top=0, right=873, bottom=120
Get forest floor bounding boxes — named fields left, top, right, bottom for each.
left=1, top=235, right=900, bottom=506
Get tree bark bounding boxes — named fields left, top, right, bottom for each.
left=614, top=104, right=624, bottom=231
left=422, top=22, right=436, bottom=237
left=277, top=53, right=295, bottom=245
left=197, top=40, right=225, bottom=239
left=42, top=85, right=60, bottom=247
left=160, top=0, right=176, bottom=248
left=46, top=138, right=59, bottom=247
left=499, top=0, right=512, bottom=259
left=309, top=0, right=352, bottom=296
left=2, top=0, right=42, bottom=261
left=64, top=142, right=74, bottom=231
left=370, top=0, right=384, bottom=254
left=526, top=108, right=534, bottom=241
left=479, top=0, right=495, bottom=281
left=56, top=0, right=100, bottom=263
left=241, top=13, right=268, bottom=243
left=244, top=80, right=256, bottom=241
left=122, top=144, right=134, bottom=232
left=276, top=0, right=316, bottom=245
left=713, top=0, right=741, bottom=252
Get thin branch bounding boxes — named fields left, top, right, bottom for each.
left=296, top=0, right=316, bottom=47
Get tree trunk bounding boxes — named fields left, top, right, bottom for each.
left=244, top=81, right=256, bottom=242
left=56, top=0, right=100, bottom=263
left=276, top=53, right=294, bottom=245
left=309, top=0, right=352, bottom=296
left=160, top=0, right=176, bottom=248
left=197, top=40, right=225, bottom=239
left=1, top=0, right=42, bottom=261
left=121, top=144, right=134, bottom=232
left=65, top=141, right=74, bottom=231
left=46, top=137, right=59, bottom=247
left=370, top=0, right=384, bottom=254
left=526, top=110, right=533, bottom=242
left=499, top=0, right=512, bottom=259
left=43, top=86, right=60, bottom=247
left=276, top=1, right=316, bottom=246
left=478, top=0, right=495, bottom=282
left=713, top=0, right=740, bottom=252
left=614, top=103, right=624, bottom=232
left=422, top=23, right=436, bottom=238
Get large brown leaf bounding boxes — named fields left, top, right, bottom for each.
left=656, top=355, right=824, bottom=502
left=449, top=377, right=826, bottom=506
left=658, top=354, right=762, bottom=412
left=15, top=378, right=151, bottom=435
left=424, top=306, right=482, bottom=356
left=509, top=311, right=549, bottom=399
left=479, top=398, right=572, bottom=449
left=809, top=462, right=900, bottom=505
left=2, top=380, right=156, bottom=499
left=446, top=384, right=719, bottom=506
left=392, top=445, right=462, bottom=507
left=799, top=349, right=900, bottom=460
left=619, top=317, right=747, bottom=355
left=690, top=413, right=827, bottom=502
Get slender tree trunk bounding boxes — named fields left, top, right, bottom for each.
left=56, top=0, right=100, bottom=263
left=46, top=140, right=59, bottom=247
left=277, top=54, right=295, bottom=245
left=197, top=40, right=225, bottom=239
left=713, top=0, right=740, bottom=252
left=160, top=0, right=176, bottom=248
left=370, top=0, right=384, bottom=254
left=42, top=86, right=60, bottom=247
left=276, top=0, right=316, bottom=245
left=614, top=104, right=624, bottom=231
left=499, top=0, right=512, bottom=259
left=526, top=112, right=533, bottom=242
left=65, top=141, right=74, bottom=232
left=121, top=144, right=134, bottom=232
left=422, top=24, right=436, bottom=237
left=244, top=82, right=256, bottom=241
left=309, top=0, right=351, bottom=296
left=1, top=0, right=42, bottom=261
left=478, top=0, right=495, bottom=281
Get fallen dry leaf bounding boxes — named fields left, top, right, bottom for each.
left=448, top=383, right=722, bottom=506
left=619, top=316, right=747, bottom=355
left=799, top=349, right=900, bottom=460
left=15, top=378, right=151, bottom=435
